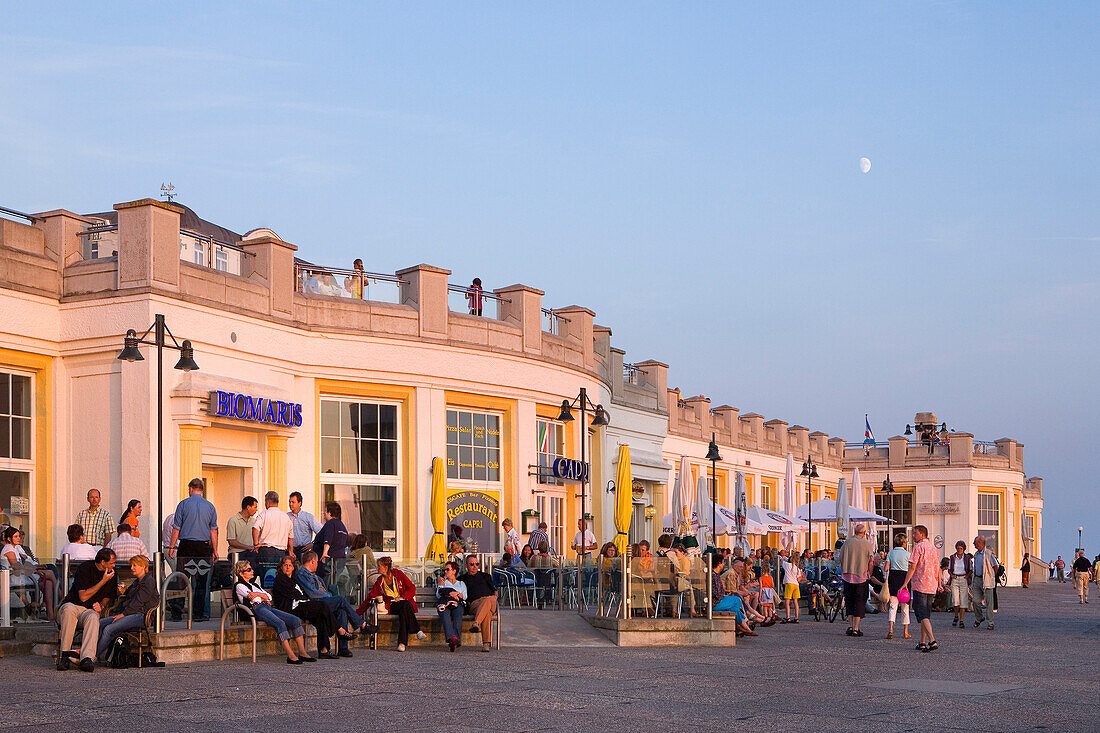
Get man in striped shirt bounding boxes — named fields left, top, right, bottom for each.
left=76, top=489, right=113, bottom=547
left=527, top=521, right=551, bottom=554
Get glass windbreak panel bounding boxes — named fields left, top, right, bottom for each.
left=322, top=484, right=397, bottom=553
left=983, top=530, right=999, bottom=554
left=0, top=470, right=30, bottom=537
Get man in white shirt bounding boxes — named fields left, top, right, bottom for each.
left=59, top=523, right=99, bottom=561
left=501, top=518, right=522, bottom=555
left=571, top=519, right=597, bottom=558
left=252, top=490, right=294, bottom=567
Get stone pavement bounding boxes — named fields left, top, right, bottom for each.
left=2, top=580, right=1096, bottom=732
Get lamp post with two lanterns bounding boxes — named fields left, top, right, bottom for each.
left=116, top=314, right=199, bottom=552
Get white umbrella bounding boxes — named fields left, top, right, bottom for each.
left=695, top=474, right=711, bottom=548
left=795, top=499, right=890, bottom=523
left=853, top=467, right=874, bottom=543
left=669, top=456, right=694, bottom=539
left=745, top=505, right=808, bottom=533
left=781, top=453, right=797, bottom=551
left=836, top=476, right=850, bottom=540
left=663, top=500, right=771, bottom=537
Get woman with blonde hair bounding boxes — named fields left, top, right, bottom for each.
left=882, top=531, right=912, bottom=640
left=361, top=556, right=425, bottom=651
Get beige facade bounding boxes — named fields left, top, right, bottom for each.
left=0, top=198, right=1042, bottom=584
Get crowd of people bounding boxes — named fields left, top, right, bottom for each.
left=7, top=483, right=1096, bottom=668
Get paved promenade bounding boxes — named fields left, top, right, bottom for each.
left=3, top=580, right=1096, bottom=732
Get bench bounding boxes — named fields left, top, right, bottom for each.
left=365, top=593, right=500, bottom=650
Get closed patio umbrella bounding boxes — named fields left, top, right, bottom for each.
left=836, top=477, right=850, bottom=541
left=670, top=456, right=694, bottom=540
left=613, top=444, right=632, bottom=554
left=424, top=457, right=447, bottom=564
left=733, top=471, right=752, bottom=556
left=782, top=453, right=797, bottom=551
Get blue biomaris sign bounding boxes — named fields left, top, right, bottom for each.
left=208, top=390, right=303, bottom=428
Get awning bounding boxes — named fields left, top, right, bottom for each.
left=612, top=447, right=671, bottom=483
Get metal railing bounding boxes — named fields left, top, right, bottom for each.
left=448, top=285, right=510, bottom=320
left=296, top=263, right=407, bottom=303
left=542, top=308, right=569, bottom=335
left=973, top=441, right=1001, bottom=456
left=0, top=204, right=36, bottom=223
left=622, top=363, right=644, bottom=386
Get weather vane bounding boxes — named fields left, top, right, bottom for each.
left=160, top=183, right=176, bottom=202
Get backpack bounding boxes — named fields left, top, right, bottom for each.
left=105, top=636, right=132, bottom=669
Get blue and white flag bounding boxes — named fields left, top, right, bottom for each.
left=863, top=414, right=875, bottom=446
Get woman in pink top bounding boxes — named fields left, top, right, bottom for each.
left=901, top=524, right=941, bottom=653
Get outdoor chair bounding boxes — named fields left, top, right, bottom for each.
left=121, top=607, right=159, bottom=668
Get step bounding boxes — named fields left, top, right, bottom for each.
left=0, top=640, right=35, bottom=657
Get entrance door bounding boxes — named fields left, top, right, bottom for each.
left=202, top=464, right=253, bottom=555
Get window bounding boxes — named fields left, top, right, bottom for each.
left=322, top=484, right=397, bottom=553
left=535, top=493, right=565, bottom=554
left=193, top=240, right=205, bottom=265
left=0, top=372, right=32, bottom=460
left=978, top=493, right=1000, bottom=553
left=537, top=419, right=564, bottom=485
left=761, top=480, right=774, bottom=510
left=876, top=491, right=914, bottom=551
left=446, top=409, right=501, bottom=481
left=215, top=248, right=228, bottom=272
left=978, top=493, right=999, bottom=527
left=321, top=400, right=398, bottom=476
left=1023, top=514, right=1035, bottom=541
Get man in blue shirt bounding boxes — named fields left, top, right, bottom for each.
left=288, top=491, right=323, bottom=563
left=168, top=478, right=218, bottom=621
left=296, top=551, right=371, bottom=656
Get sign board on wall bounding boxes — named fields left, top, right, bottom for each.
left=551, top=457, right=590, bottom=482
left=207, top=390, right=303, bottom=428
left=447, top=489, right=500, bottom=552
left=919, top=502, right=960, bottom=515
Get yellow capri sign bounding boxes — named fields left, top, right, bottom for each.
left=447, top=489, right=500, bottom=552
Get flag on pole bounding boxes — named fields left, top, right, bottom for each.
left=863, top=414, right=875, bottom=446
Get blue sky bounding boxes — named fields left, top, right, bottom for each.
left=2, top=3, right=1097, bottom=556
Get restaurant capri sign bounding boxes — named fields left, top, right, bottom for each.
left=207, top=390, right=303, bottom=428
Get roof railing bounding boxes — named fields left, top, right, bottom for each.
left=0, top=205, right=36, bottom=223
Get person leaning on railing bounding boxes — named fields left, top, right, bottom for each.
left=233, top=560, right=314, bottom=665
left=95, top=554, right=159, bottom=662
left=1, top=526, right=57, bottom=620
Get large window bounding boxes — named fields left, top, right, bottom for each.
left=446, top=409, right=501, bottom=481
left=537, top=419, right=564, bottom=486
left=0, top=372, right=32, bottom=460
left=876, top=491, right=914, bottom=551
left=323, top=484, right=397, bottom=553
left=978, top=493, right=1000, bottom=553
left=1022, top=514, right=1035, bottom=541
left=321, top=400, right=398, bottom=476
left=320, top=398, right=400, bottom=553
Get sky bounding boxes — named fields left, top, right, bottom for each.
left=1, top=3, right=1097, bottom=556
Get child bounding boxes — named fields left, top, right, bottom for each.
left=781, top=555, right=802, bottom=623
left=758, top=570, right=777, bottom=621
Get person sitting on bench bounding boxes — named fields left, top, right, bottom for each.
left=57, top=547, right=118, bottom=672
left=96, top=554, right=159, bottom=662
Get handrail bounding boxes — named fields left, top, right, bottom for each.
left=180, top=229, right=255, bottom=256
left=0, top=204, right=36, bottom=223
left=447, top=284, right=511, bottom=304
left=295, top=263, right=407, bottom=285
left=159, top=571, right=194, bottom=632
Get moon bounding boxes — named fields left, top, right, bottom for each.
left=859, top=157, right=871, bottom=173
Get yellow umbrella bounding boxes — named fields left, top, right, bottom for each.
left=424, top=457, right=447, bottom=563
left=613, top=444, right=632, bottom=554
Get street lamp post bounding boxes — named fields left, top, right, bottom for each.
left=117, top=314, right=199, bottom=552
left=800, top=459, right=819, bottom=564
left=557, top=387, right=609, bottom=614
left=706, top=433, right=722, bottom=550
